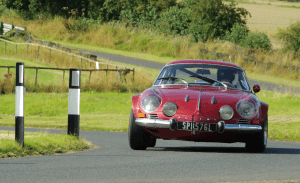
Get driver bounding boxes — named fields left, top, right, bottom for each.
left=213, top=69, right=236, bottom=88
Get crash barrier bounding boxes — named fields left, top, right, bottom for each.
left=0, top=22, right=26, bottom=35
left=14, top=62, right=82, bottom=146
left=0, top=65, right=134, bottom=84
left=15, top=62, right=25, bottom=147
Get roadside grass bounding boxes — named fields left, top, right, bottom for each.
left=256, top=90, right=300, bottom=142
left=0, top=92, right=134, bottom=131
left=0, top=90, right=299, bottom=142
left=0, top=130, right=93, bottom=158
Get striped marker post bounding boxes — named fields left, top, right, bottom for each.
left=15, top=62, right=24, bottom=146
left=68, top=69, right=81, bottom=136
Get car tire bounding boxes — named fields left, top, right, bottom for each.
left=147, top=135, right=157, bottom=147
left=245, top=115, right=268, bottom=153
left=128, top=109, right=150, bottom=150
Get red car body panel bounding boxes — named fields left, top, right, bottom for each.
left=132, top=60, right=268, bottom=143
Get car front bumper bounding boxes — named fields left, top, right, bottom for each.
left=135, top=118, right=262, bottom=133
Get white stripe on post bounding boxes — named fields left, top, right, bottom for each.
left=68, top=69, right=81, bottom=136
left=15, top=62, right=24, bottom=147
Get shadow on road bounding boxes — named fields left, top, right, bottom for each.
left=147, top=146, right=300, bottom=154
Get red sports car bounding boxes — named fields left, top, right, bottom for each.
left=129, top=60, right=268, bottom=153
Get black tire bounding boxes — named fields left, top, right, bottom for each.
left=147, top=135, right=157, bottom=147
left=128, top=109, right=150, bottom=150
left=245, top=115, right=268, bottom=153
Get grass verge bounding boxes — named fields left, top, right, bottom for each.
left=0, top=130, right=93, bottom=158
left=0, top=91, right=299, bottom=142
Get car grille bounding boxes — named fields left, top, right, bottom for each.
left=238, top=119, right=250, bottom=124
left=148, top=114, right=158, bottom=119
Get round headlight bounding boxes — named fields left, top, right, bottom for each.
left=163, top=102, right=177, bottom=117
left=219, top=106, right=234, bottom=120
left=237, top=101, right=256, bottom=119
left=141, top=95, right=161, bottom=113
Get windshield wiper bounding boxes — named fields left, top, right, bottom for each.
left=158, top=77, right=189, bottom=88
left=177, top=68, right=227, bottom=89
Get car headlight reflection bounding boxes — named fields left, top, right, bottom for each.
left=237, top=101, right=256, bottom=119
left=163, top=102, right=177, bottom=117
left=219, top=106, right=234, bottom=120
left=141, top=95, right=161, bottom=113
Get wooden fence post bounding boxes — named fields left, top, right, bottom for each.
left=4, top=41, right=6, bottom=53
left=35, top=68, right=38, bottom=85
left=49, top=48, right=51, bottom=60
left=15, top=44, right=17, bottom=56
left=106, top=65, right=108, bottom=80
left=63, top=70, right=65, bottom=83
left=37, top=46, right=40, bottom=59
left=132, top=68, right=135, bottom=81
left=26, top=45, right=29, bottom=56
left=89, top=71, right=92, bottom=82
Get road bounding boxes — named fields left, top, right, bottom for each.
left=80, top=50, right=300, bottom=94
left=1, top=51, right=300, bottom=182
left=0, top=127, right=300, bottom=183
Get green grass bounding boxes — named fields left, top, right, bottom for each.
left=50, top=41, right=300, bottom=90
left=0, top=90, right=299, bottom=142
left=279, top=5, right=300, bottom=9
left=0, top=92, right=134, bottom=131
left=0, top=130, right=93, bottom=158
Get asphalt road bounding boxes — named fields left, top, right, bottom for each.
left=1, top=51, right=300, bottom=182
left=1, top=127, right=300, bottom=183
left=80, top=50, right=300, bottom=94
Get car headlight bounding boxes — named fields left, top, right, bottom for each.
left=237, top=101, right=256, bottom=119
left=141, top=95, right=161, bottom=113
left=219, top=106, right=234, bottom=120
left=163, top=102, right=177, bottom=117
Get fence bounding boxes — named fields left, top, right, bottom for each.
left=0, top=65, right=134, bottom=85
left=0, top=22, right=26, bottom=35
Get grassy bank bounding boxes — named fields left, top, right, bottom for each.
left=0, top=130, right=93, bottom=158
left=0, top=91, right=299, bottom=142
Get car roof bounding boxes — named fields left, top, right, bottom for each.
left=166, top=60, right=243, bottom=70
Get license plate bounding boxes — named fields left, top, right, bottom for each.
left=177, top=122, right=217, bottom=132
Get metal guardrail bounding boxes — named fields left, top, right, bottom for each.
left=0, top=22, right=26, bottom=35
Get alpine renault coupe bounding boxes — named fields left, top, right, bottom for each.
left=129, top=60, right=268, bottom=153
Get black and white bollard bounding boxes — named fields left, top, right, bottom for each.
left=68, top=69, right=81, bottom=136
left=15, top=62, right=24, bottom=146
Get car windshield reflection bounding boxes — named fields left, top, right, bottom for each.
left=154, top=64, right=250, bottom=91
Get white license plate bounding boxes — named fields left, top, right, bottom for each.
left=177, top=122, right=217, bottom=132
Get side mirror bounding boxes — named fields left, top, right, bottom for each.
left=253, top=85, right=260, bottom=93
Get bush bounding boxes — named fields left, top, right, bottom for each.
left=276, top=21, right=300, bottom=53
left=181, top=0, right=250, bottom=41
left=241, top=31, right=271, bottom=50
left=156, top=5, right=192, bottom=36
left=224, top=24, right=271, bottom=50
left=223, top=24, right=249, bottom=44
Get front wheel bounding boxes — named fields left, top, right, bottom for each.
left=128, top=109, right=150, bottom=150
left=245, top=115, right=268, bottom=153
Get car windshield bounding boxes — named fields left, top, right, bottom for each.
left=154, top=64, right=250, bottom=91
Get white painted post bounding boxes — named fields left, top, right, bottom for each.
left=68, top=69, right=81, bottom=136
left=15, top=62, right=24, bottom=146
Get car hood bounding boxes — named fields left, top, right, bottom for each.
left=155, top=86, right=249, bottom=117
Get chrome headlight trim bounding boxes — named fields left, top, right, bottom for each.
left=237, top=101, right=256, bottom=119
left=141, top=95, right=161, bottom=113
left=219, top=106, right=234, bottom=120
left=163, top=102, right=177, bottom=117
